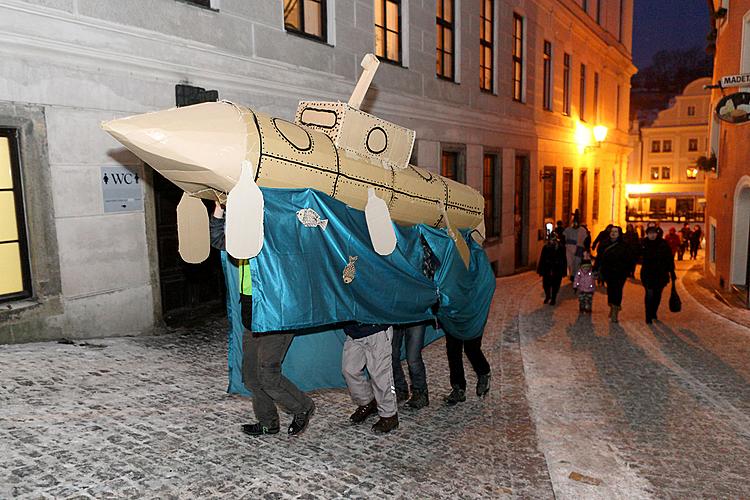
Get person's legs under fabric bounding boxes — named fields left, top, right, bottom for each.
left=444, top=332, right=467, bottom=405
left=255, top=332, right=314, bottom=436
left=403, top=324, right=428, bottom=409
left=363, top=328, right=397, bottom=418
left=463, top=335, right=491, bottom=397
left=241, top=330, right=280, bottom=434
left=390, top=326, right=409, bottom=400
left=343, top=335, right=379, bottom=425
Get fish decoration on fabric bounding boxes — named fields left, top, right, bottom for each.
left=296, top=208, right=329, bottom=230
left=342, top=256, right=358, bottom=284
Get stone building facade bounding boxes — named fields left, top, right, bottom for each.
left=0, top=0, right=633, bottom=342
left=705, top=0, right=750, bottom=306
left=626, top=77, right=710, bottom=231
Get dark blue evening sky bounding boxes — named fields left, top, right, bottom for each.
left=632, top=0, right=710, bottom=69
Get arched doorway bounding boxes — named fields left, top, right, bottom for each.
left=730, top=176, right=750, bottom=307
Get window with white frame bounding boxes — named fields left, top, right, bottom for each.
left=437, top=0, right=456, bottom=81
left=479, top=0, right=494, bottom=91
left=284, top=0, right=327, bottom=41
left=375, top=0, right=402, bottom=64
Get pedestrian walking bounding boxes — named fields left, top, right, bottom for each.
left=537, top=232, right=567, bottom=305
left=689, top=225, right=702, bottom=259
left=597, top=226, right=632, bottom=323
left=678, top=223, right=691, bottom=261
left=563, top=218, right=588, bottom=280
left=623, top=223, right=641, bottom=278
left=665, top=227, right=681, bottom=259
left=640, top=226, right=676, bottom=324
left=343, top=324, right=399, bottom=433
left=573, top=255, right=596, bottom=314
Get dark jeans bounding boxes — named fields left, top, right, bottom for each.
left=391, top=324, right=427, bottom=393
left=644, top=285, right=665, bottom=322
left=606, top=277, right=627, bottom=307
left=242, top=330, right=312, bottom=426
left=445, top=332, right=490, bottom=390
left=542, top=275, right=562, bottom=302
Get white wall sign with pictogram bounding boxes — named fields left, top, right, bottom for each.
left=101, top=166, right=144, bottom=213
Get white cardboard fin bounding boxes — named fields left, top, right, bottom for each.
left=226, top=160, right=264, bottom=259
left=176, top=193, right=210, bottom=264
left=365, top=188, right=397, bottom=256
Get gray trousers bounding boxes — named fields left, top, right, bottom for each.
left=242, top=330, right=313, bottom=426
left=342, top=327, right=397, bottom=418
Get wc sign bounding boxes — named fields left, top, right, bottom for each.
left=101, top=166, right=144, bottom=213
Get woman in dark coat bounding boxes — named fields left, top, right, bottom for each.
left=537, top=233, right=567, bottom=305
left=623, top=223, right=641, bottom=278
left=689, top=225, right=703, bottom=260
left=597, top=226, right=632, bottom=322
left=640, top=226, right=676, bottom=324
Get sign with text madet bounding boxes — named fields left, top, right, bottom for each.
left=101, top=166, right=144, bottom=213
left=720, top=73, right=750, bottom=88
left=715, top=92, right=750, bottom=124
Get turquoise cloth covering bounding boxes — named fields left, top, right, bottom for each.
left=222, top=188, right=496, bottom=393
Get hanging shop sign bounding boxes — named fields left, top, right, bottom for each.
left=720, top=73, right=750, bottom=88
left=715, top=92, right=750, bottom=124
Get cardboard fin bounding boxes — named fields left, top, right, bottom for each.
left=440, top=203, right=471, bottom=269
left=365, top=188, right=397, bottom=255
left=176, top=193, right=210, bottom=264
left=226, top=160, right=264, bottom=259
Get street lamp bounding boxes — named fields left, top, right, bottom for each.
left=581, top=125, right=608, bottom=153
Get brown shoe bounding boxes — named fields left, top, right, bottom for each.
left=349, top=400, right=378, bottom=424
left=371, top=414, right=399, bottom=434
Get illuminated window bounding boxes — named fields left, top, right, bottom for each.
left=542, top=166, right=556, bottom=219
left=579, top=63, right=586, bottom=121
left=686, top=167, right=699, bottom=179
left=483, top=154, right=501, bottom=237
left=592, top=169, right=600, bottom=220
left=436, top=0, right=455, bottom=80
left=562, top=168, right=573, bottom=221
left=663, top=140, right=672, bottom=152
left=512, top=13, right=524, bottom=101
left=661, top=166, right=671, bottom=180
left=543, top=41, right=552, bottom=111
left=441, top=149, right=465, bottom=183
left=651, top=167, right=660, bottom=179
left=687, top=105, right=696, bottom=116
left=0, top=130, right=31, bottom=302
left=593, top=72, right=599, bottom=121
left=651, top=198, right=666, bottom=214
left=374, top=0, right=401, bottom=64
left=479, top=0, right=494, bottom=91
left=563, top=53, right=571, bottom=115
left=284, top=0, right=327, bottom=40
left=688, top=138, right=698, bottom=151
left=651, top=140, right=661, bottom=153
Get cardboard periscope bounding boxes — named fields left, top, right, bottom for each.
left=101, top=54, right=485, bottom=266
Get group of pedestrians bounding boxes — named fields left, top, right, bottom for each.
left=210, top=203, right=491, bottom=438
left=538, top=217, right=681, bottom=324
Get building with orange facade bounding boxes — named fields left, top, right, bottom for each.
left=704, top=0, right=750, bottom=307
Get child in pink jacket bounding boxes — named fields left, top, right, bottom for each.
left=573, top=257, right=596, bottom=313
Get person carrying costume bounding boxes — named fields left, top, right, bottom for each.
left=344, top=323, right=399, bottom=433
left=537, top=232, right=567, bottom=305
left=597, top=226, right=632, bottom=323
left=573, top=254, right=596, bottom=314
left=391, top=237, right=439, bottom=411
left=210, top=202, right=315, bottom=437
left=443, top=328, right=491, bottom=406
left=640, top=226, right=677, bottom=324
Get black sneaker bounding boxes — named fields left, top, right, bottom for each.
left=349, top=400, right=378, bottom=424
left=371, top=414, right=399, bottom=434
left=404, top=390, right=429, bottom=410
left=241, top=423, right=280, bottom=436
left=288, top=401, right=315, bottom=436
left=476, top=373, right=491, bottom=398
left=443, top=386, right=466, bottom=406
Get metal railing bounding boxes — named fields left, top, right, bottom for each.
left=626, top=210, right=705, bottom=223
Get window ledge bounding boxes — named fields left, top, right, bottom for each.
left=0, top=298, right=40, bottom=314
left=284, top=28, right=332, bottom=47
left=176, top=0, right=219, bottom=12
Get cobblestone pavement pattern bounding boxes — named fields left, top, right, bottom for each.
left=0, top=274, right=552, bottom=499
left=3, top=258, right=750, bottom=498
left=520, top=259, right=750, bottom=498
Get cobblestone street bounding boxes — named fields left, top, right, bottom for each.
left=2, top=260, right=750, bottom=498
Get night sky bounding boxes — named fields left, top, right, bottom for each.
left=632, top=0, right=710, bottom=69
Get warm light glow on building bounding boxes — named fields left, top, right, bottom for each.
left=593, top=125, right=608, bottom=143
left=625, top=184, right=655, bottom=195
left=575, top=121, right=592, bottom=150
